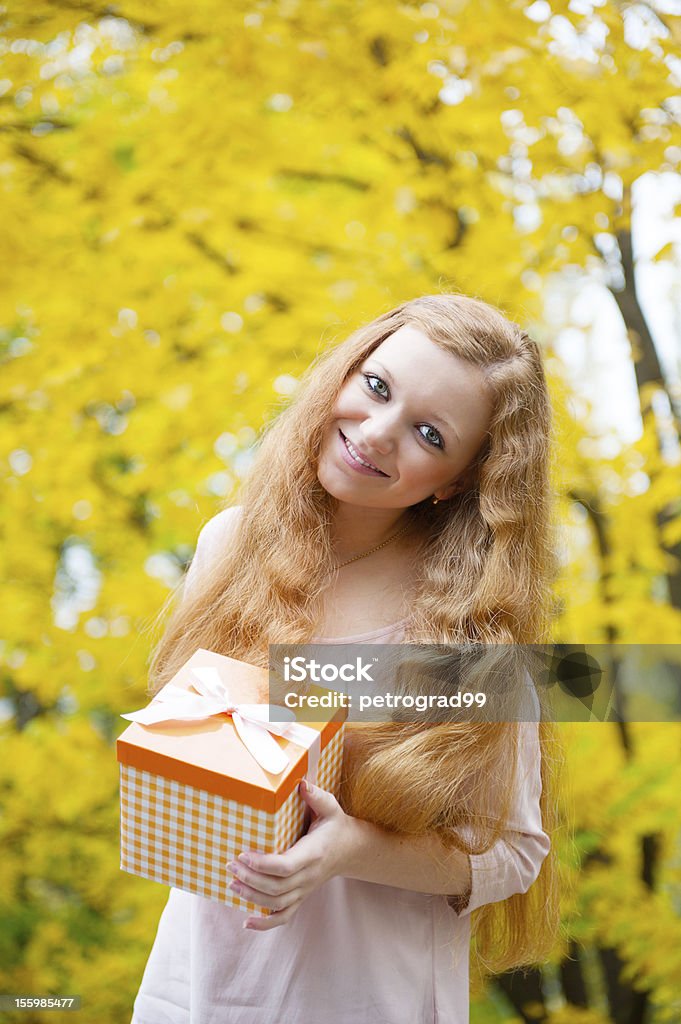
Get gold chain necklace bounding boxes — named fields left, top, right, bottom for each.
left=333, top=521, right=412, bottom=570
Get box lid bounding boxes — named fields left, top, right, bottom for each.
left=116, top=647, right=345, bottom=813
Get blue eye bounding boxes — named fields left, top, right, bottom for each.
left=418, top=425, right=444, bottom=450
left=363, top=373, right=389, bottom=398
left=361, top=373, right=445, bottom=450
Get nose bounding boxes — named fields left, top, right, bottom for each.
left=359, top=410, right=397, bottom=456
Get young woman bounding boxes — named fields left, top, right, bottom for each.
left=130, top=293, right=563, bottom=1024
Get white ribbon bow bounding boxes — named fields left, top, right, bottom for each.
left=120, top=665, right=321, bottom=780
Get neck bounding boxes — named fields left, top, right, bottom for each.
left=330, top=503, right=413, bottom=562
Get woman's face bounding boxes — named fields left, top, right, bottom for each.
left=316, top=325, right=493, bottom=509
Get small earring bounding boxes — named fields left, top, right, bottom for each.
left=432, top=496, right=439, bottom=505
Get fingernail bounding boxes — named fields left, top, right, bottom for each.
left=238, top=853, right=252, bottom=867
left=227, top=862, right=238, bottom=873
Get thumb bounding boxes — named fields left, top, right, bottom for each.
left=299, top=778, right=339, bottom=816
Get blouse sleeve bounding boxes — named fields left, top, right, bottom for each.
left=449, top=693, right=550, bottom=918
left=182, top=505, right=243, bottom=602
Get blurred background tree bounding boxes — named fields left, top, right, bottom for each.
left=1, top=1, right=680, bottom=1021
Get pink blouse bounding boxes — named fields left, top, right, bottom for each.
left=129, top=508, right=550, bottom=1024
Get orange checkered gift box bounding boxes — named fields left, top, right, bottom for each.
left=116, top=647, right=346, bottom=916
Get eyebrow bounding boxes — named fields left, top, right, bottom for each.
left=367, top=361, right=461, bottom=444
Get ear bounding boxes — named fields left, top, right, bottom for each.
left=437, top=467, right=476, bottom=501
left=435, top=482, right=461, bottom=501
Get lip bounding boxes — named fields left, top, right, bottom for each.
left=337, top=430, right=388, bottom=477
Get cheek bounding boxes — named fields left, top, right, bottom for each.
left=331, top=384, right=358, bottom=419
left=325, top=383, right=347, bottom=420
left=393, top=450, right=429, bottom=484
left=399, top=451, right=450, bottom=488
left=322, top=394, right=352, bottom=450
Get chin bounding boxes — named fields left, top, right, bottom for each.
left=317, top=470, right=364, bottom=505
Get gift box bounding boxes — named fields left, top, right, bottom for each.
left=116, top=647, right=346, bottom=915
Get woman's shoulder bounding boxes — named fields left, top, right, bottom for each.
left=183, top=506, right=244, bottom=599
left=196, top=504, right=243, bottom=554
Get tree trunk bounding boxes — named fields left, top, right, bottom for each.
left=568, top=489, right=657, bottom=1023
left=495, top=967, right=547, bottom=1023
left=607, top=192, right=681, bottom=611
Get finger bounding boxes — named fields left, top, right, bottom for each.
left=299, top=780, right=340, bottom=815
left=230, top=878, right=302, bottom=913
left=237, top=845, right=312, bottom=878
left=236, top=849, right=295, bottom=877
left=229, top=861, right=301, bottom=897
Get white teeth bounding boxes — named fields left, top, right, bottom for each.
left=344, top=435, right=380, bottom=472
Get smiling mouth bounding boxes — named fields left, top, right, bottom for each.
left=339, top=430, right=388, bottom=476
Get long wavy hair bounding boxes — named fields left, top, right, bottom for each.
left=144, top=292, right=568, bottom=976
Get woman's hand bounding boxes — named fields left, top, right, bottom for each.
left=227, top=778, right=358, bottom=931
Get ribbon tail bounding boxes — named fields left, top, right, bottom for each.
left=231, top=711, right=290, bottom=776
left=120, top=692, right=228, bottom=725
left=120, top=705, right=192, bottom=725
